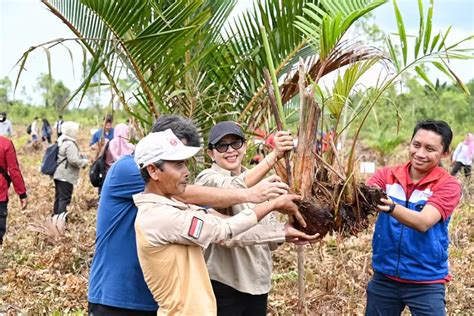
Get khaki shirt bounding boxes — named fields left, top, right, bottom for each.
left=134, top=192, right=274, bottom=315
left=195, top=164, right=286, bottom=295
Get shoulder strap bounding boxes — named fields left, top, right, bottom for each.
left=58, top=139, right=78, bottom=168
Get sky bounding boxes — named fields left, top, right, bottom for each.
left=1, top=0, right=473, bottom=105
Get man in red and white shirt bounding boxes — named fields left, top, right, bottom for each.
left=365, top=120, right=461, bottom=316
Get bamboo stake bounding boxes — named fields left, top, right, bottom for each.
left=296, top=59, right=306, bottom=313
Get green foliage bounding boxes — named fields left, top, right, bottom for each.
left=359, top=78, right=474, bottom=160
left=36, top=73, right=71, bottom=111
left=0, top=99, right=129, bottom=128
left=0, top=76, right=12, bottom=104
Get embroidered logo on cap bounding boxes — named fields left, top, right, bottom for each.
left=188, top=216, right=203, bottom=239
left=169, top=138, right=178, bottom=146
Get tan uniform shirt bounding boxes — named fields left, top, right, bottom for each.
left=133, top=192, right=277, bottom=315
left=195, top=164, right=286, bottom=295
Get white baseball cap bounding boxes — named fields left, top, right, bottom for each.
left=134, top=129, right=201, bottom=168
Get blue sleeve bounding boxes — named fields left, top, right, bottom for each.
left=90, top=129, right=102, bottom=146
left=102, top=155, right=144, bottom=199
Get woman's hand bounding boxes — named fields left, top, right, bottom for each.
left=273, top=131, right=294, bottom=159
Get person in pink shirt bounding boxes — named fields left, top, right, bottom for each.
left=104, top=123, right=135, bottom=171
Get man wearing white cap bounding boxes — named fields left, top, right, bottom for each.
left=88, top=115, right=294, bottom=315
left=133, top=129, right=315, bottom=315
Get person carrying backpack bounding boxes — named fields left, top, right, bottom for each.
left=52, top=121, right=88, bottom=220
left=41, top=118, right=53, bottom=144
left=0, top=135, right=28, bottom=245
left=90, top=123, right=134, bottom=195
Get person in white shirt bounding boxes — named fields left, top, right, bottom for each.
left=30, top=117, right=40, bottom=141
left=54, top=115, right=64, bottom=139
left=451, top=133, right=474, bottom=179
left=0, top=112, right=13, bottom=137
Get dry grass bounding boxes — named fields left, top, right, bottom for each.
left=0, top=130, right=473, bottom=315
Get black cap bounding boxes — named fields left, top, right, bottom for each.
left=208, top=121, right=245, bottom=145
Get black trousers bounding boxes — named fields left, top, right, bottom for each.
left=88, top=302, right=156, bottom=316
left=211, top=280, right=268, bottom=316
left=451, top=161, right=471, bottom=178
left=0, top=201, right=8, bottom=243
left=53, top=179, right=73, bottom=215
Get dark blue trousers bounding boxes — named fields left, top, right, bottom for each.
left=366, top=272, right=446, bottom=316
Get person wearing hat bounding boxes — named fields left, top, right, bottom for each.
left=195, top=121, right=295, bottom=315
left=133, top=129, right=316, bottom=315
left=88, top=115, right=300, bottom=315
left=52, top=121, right=89, bottom=220
left=0, top=112, right=13, bottom=138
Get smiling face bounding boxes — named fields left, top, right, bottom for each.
left=149, top=160, right=190, bottom=198
left=409, top=129, right=448, bottom=180
left=208, top=135, right=247, bottom=175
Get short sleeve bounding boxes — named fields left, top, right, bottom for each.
left=427, top=178, right=461, bottom=221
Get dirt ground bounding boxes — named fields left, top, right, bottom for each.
left=1, top=131, right=473, bottom=315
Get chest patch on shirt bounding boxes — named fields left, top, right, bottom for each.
left=188, top=216, right=203, bottom=239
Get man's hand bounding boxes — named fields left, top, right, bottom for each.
left=247, top=175, right=289, bottom=203
left=377, top=197, right=396, bottom=213
left=20, top=198, right=28, bottom=210
left=270, top=193, right=306, bottom=228
left=273, top=131, right=294, bottom=159
left=284, top=222, right=319, bottom=245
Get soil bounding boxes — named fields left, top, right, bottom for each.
left=293, top=183, right=386, bottom=237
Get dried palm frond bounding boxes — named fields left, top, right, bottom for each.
left=28, top=212, right=68, bottom=239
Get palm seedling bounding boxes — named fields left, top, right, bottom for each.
left=263, top=0, right=473, bottom=238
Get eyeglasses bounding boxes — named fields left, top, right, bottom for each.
left=212, top=139, right=245, bottom=153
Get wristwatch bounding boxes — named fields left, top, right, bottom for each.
left=386, top=203, right=396, bottom=214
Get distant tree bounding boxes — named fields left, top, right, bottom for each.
left=37, top=73, right=71, bottom=111
left=0, top=77, right=12, bottom=104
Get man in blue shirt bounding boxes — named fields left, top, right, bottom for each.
left=87, top=115, right=292, bottom=315
left=90, top=116, right=114, bottom=147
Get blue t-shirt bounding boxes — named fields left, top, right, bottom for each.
left=90, top=128, right=114, bottom=146
left=88, top=154, right=158, bottom=311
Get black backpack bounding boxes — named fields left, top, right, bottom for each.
left=89, top=142, right=110, bottom=187
left=26, top=124, right=32, bottom=135
left=41, top=140, right=71, bottom=176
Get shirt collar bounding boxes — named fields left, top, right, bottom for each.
left=133, top=192, right=188, bottom=210
left=211, top=163, right=246, bottom=176
left=392, top=161, right=446, bottom=187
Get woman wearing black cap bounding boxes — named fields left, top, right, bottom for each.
left=195, top=121, right=298, bottom=315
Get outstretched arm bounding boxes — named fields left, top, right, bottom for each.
left=377, top=178, right=461, bottom=233
left=244, top=131, right=293, bottom=187
left=378, top=199, right=442, bottom=233
left=175, top=175, right=289, bottom=208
